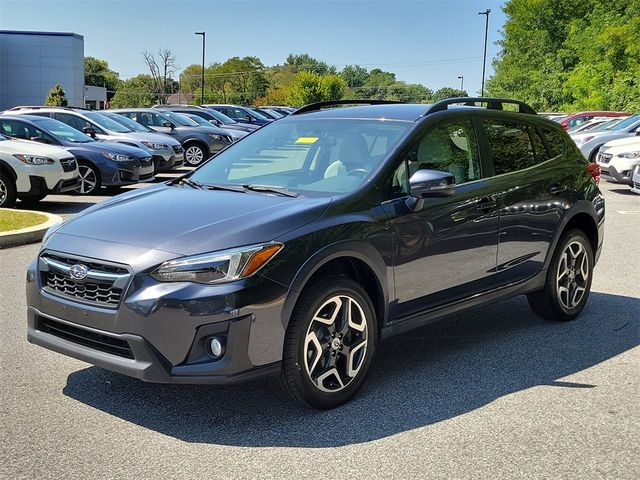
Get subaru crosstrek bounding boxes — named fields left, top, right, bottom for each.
left=27, top=98, right=605, bottom=409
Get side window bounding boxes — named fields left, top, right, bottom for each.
left=541, top=127, right=565, bottom=158
left=227, top=108, right=248, bottom=120
left=529, top=128, right=549, bottom=162
left=55, top=113, right=90, bottom=132
left=0, top=119, right=31, bottom=139
left=483, top=119, right=536, bottom=175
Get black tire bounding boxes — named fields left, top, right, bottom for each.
left=18, top=193, right=47, bottom=207
left=183, top=142, right=208, bottom=166
left=272, top=276, right=377, bottom=409
left=527, top=229, right=594, bottom=321
left=0, top=171, right=17, bottom=208
left=75, top=162, right=101, bottom=195
left=589, top=146, right=603, bottom=163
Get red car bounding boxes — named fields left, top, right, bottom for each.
left=559, top=111, right=627, bottom=130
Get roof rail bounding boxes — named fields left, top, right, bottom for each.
left=292, top=99, right=405, bottom=116
left=7, top=105, right=88, bottom=111
left=425, top=97, right=537, bottom=115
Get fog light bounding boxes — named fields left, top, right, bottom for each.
left=208, top=336, right=226, bottom=358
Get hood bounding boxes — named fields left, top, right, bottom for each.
left=51, top=184, right=331, bottom=257
left=176, top=125, right=228, bottom=136
left=0, top=137, right=70, bottom=159
left=600, top=136, right=640, bottom=151
left=65, top=141, right=151, bottom=159
left=122, top=131, right=182, bottom=147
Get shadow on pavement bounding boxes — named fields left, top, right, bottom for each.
left=63, top=291, right=639, bottom=447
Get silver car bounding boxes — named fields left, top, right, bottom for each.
left=571, top=115, right=640, bottom=162
left=5, top=107, right=184, bottom=172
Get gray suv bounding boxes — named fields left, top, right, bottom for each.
left=112, top=109, right=233, bottom=166
left=7, top=107, right=184, bottom=173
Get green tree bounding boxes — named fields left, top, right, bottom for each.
left=341, top=65, right=369, bottom=88
left=44, top=83, right=68, bottom=106
left=110, top=74, right=156, bottom=107
left=84, top=56, right=121, bottom=100
left=284, top=71, right=347, bottom=106
left=432, top=87, right=467, bottom=102
left=285, top=53, right=335, bottom=75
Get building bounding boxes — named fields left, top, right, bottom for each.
left=84, top=85, right=107, bottom=110
left=0, top=30, right=84, bottom=110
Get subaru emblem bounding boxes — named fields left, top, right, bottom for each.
left=69, top=264, right=89, bottom=280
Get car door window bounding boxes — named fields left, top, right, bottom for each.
left=541, top=127, right=565, bottom=158
left=0, top=120, right=56, bottom=143
left=55, top=113, right=91, bottom=132
left=483, top=119, right=537, bottom=175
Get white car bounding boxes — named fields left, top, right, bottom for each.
left=0, top=134, right=79, bottom=208
left=596, top=136, right=640, bottom=185
left=631, top=164, right=640, bottom=194
left=571, top=114, right=640, bottom=162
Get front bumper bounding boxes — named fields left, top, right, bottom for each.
left=26, top=250, right=288, bottom=384
left=103, top=157, right=155, bottom=186
left=24, top=175, right=80, bottom=196
left=152, top=146, right=184, bottom=172
left=600, top=164, right=635, bottom=185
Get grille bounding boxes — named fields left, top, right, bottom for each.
left=44, top=271, right=123, bottom=306
left=172, top=145, right=183, bottom=153
left=37, top=316, right=134, bottom=359
left=599, top=153, right=612, bottom=164
left=60, top=157, right=77, bottom=172
left=634, top=182, right=640, bottom=189
left=40, top=253, right=129, bottom=308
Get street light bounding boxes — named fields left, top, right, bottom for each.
left=457, top=75, right=464, bottom=91
left=478, top=9, right=491, bottom=97
left=195, top=31, right=205, bottom=105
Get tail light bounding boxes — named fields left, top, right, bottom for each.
left=587, top=162, right=601, bottom=184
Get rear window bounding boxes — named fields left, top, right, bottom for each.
left=541, top=127, right=565, bottom=158
left=483, top=119, right=536, bottom=175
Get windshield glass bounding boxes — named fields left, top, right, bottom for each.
left=84, top=111, right=131, bottom=133
left=33, top=118, right=94, bottom=143
left=203, top=108, right=237, bottom=125
left=589, top=118, right=625, bottom=132
left=246, top=108, right=269, bottom=120
left=609, top=115, right=640, bottom=131
left=190, top=118, right=411, bottom=195
left=163, top=111, right=199, bottom=126
left=103, top=112, right=152, bottom=132
left=185, top=114, right=211, bottom=126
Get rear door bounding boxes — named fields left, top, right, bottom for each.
left=482, top=117, right=570, bottom=285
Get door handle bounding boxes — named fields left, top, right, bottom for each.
left=549, top=183, right=567, bottom=195
left=476, top=195, right=497, bottom=211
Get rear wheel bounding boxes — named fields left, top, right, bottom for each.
left=184, top=143, right=207, bottom=166
left=75, top=162, right=101, bottom=195
left=0, top=171, right=17, bottom=208
left=273, top=276, right=377, bottom=409
left=527, top=229, right=593, bottom=321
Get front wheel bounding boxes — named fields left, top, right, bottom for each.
left=0, top=171, right=17, bottom=208
left=75, top=162, right=101, bottom=195
left=273, top=276, right=377, bottom=409
left=527, top=229, right=594, bottom=321
left=184, top=143, right=207, bottom=166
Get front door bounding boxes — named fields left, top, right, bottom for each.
left=383, top=118, right=499, bottom=319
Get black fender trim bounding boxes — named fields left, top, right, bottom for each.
left=0, top=159, right=17, bottom=181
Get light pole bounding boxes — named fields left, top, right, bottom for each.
left=457, top=75, right=464, bottom=92
left=195, top=32, right=205, bottom=105
left=478, top=9, right=491, bottom=97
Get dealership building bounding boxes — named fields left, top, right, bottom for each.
left=0, top=30, right=86, bottom=110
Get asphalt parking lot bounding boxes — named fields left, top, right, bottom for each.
left=1, top=178, right=638, bottom=479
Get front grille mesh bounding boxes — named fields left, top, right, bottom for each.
left=172, top=145, right=183, bottom=153
left=44, top=271, right=123, bottom=306
left=60, top=157, right=77, bottom=172
left=37, top=316, right=134, bottom=359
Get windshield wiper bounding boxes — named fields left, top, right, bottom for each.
left=243, top=184, right=299, bottom=197
left=178, top=177, right=203, bottom=189
left=203, top=183, right=247, bottom=193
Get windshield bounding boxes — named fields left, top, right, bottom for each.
left=185, top=114, right=211, bottom=126
left=103, top=112, right=152, bottom=132
left=163, top=111, right=199, bottom=126
left=33, top=118, right=94, bottom=143
left=190, top=118, right=411, bottom=195
left=246, top=108, right=269, bottom=120
left=588, top=118, right=625, bottom=132
left=203, top=108, right=237, bottom=125
left=84, top=111, right=131, bottom=133
left=608, top=115, right=640, bottom=131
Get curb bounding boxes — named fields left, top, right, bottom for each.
left=0, top=209, right=63, bottom=249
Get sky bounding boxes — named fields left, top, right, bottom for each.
left=0, top=0, right=507, bottom=95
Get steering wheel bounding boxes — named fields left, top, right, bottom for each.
left=347, top=168, right=368, bottom=178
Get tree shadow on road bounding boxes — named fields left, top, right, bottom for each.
left=63, top=291, right=639, bottom=447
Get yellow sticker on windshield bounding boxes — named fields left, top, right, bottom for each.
left=296, top=137, right=319, bottom=144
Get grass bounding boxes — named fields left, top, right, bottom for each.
left=0, top=209, right=48, bottom=232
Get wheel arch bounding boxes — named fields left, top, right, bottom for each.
left=0, top=159, right=18, bottom=182
left=281, top=241, right=389, bottom=334
left=183, top=138, right=210, bottom=156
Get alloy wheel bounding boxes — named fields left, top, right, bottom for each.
left=556, top=240, right=589, bottom=310
left=0, top=178, right=7, bottom=205
left=76, top=165, right=98, bottom=194
left=185, top=145, right=204, bottom=165
left=304, top=295, right=369, bottom=393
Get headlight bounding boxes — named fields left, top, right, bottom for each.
left=619, top=151, right=640, bottom=159
left=207, top=133, right=229, bottom=142
left=13, top=154, right=54, bottom=165
left=141, top=141, right=168, bottom=150
left=579, top=136, right=595, bottom=144
left=102, top=152, right=134, bottom=162
left=150, top=243, right=283, bottom=284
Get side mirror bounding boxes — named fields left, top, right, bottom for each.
left=406, top=169, right=456, bottom=211
left=163, top=122, right=174, bottom=129
left=30, top=136, right=44, bottom=143
left=635, top=126, right=640, bottom=135
left=209, top=119, right=220, bottom=126
left=244, top=115, right=253, bottom=123
left=83, top=127, right=97, bottom=138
